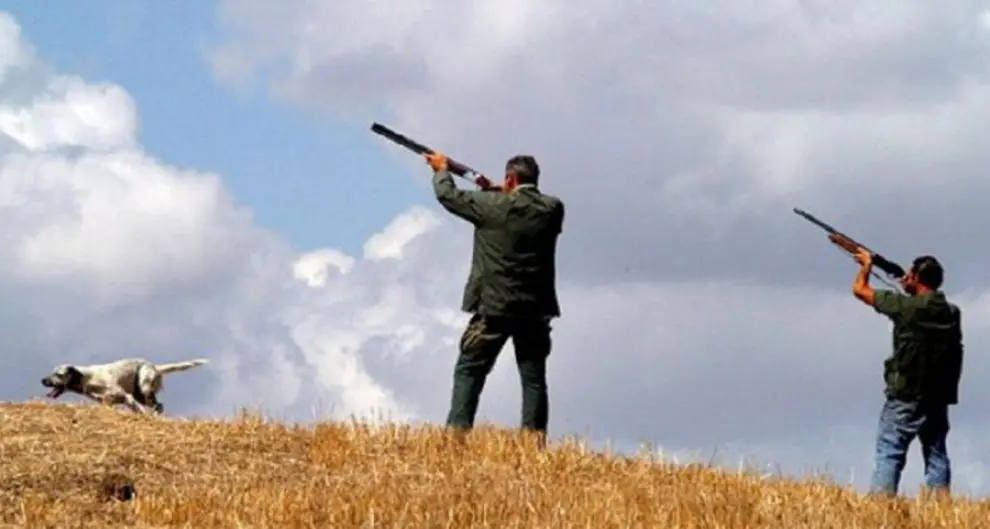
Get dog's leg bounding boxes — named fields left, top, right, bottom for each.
left=141, top=391, right=164, bottom=414
left=121, top=393, right=152, bottom=414
left=148, top=394, right=164, bottom=414
left=137, top=367, right=165, bottom=415
left=92, top=393, right=119, bottom=410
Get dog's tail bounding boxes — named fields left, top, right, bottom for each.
left=157, top=359, right=209, bottom=375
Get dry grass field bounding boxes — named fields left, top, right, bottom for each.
left=1, top=401, right=988, bottom=528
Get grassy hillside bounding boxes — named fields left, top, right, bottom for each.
left=0, top=402, right=987, bottom=528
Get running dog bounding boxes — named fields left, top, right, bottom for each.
left=40, top=357, right=209, bottom=415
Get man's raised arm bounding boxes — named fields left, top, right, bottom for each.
left=427, top=153, right=500, bottom=226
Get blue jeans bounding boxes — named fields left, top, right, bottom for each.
left=869, top=398, right=951, bottom=496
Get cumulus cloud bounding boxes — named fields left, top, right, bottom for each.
left=0, top=79, right=137, bottom=151
left=293, top=249, right=354, bottom=287
left=362, top=206, right=441, bottom=261
left=204, top=0, right=990, bottom=496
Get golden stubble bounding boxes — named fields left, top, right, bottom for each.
left=0, top=401, right=985, bottom=528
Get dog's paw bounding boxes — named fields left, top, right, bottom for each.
left=152, top=402, right=164, bottom=414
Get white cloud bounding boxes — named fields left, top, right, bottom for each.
left=0, top=13, right=31, bottom=77
left=293, top=248, right=355, bottom=287
left=7, top=152, right=243, bottom=299
left=362, top=206, right=441, bottom=261
left=0, top=79, right=137, bottom=152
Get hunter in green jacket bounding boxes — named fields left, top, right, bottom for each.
left=425, top=151, right=564, bottom=441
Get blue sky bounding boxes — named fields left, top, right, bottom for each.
left=5, top=0, right=423, bottom=254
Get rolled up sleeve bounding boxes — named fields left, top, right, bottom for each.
left=873, top=289, right=908, bottom=320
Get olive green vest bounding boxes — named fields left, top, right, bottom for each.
left=874, top=290, right=963, bottom=404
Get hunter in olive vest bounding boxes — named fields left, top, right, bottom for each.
left=425, top=151, right=564, bottom=440
left=838, top=242, right=963, bottom=497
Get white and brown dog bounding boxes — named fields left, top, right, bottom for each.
left=40, top=357, right=209, bottom=414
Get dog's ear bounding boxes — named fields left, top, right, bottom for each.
left=66, top=366, right=83, bottom=385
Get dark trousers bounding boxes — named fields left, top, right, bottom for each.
left=445, top=314, right=552, bottom=433
left=869, top=397, right=951, bottom=496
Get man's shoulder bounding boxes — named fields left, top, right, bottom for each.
left=513, top=187, right=563, bottom=209
left=938, top=292, right=960, bottom=310
left=532, top=190, right=564, bottom=213
left=875, top=289, right=943, bottom=308
left=537, top=190, right=563, bottom=206
left=873, top=288, right=906, bottom=303
left=872, top=289, right=911, bottom=316
left=937, top=294, right=962, bottom=321
left=876, top=290, right=965, bottom=320
left=923, top=291, right=961, bottom=311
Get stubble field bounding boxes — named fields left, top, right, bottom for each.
left=0, top=401, right=987, bottom=528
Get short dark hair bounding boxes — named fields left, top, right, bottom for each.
left=911, top=255, right=943, bottom=290
left=506, top=155, right=540, bottom=185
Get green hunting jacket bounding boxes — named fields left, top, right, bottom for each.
left=432, top=169, right=564, bottom=319
left=872, top=289, right=964, bottom=404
